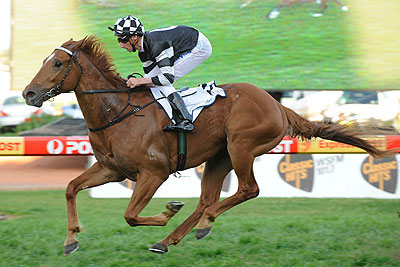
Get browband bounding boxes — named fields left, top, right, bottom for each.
left=55, top=46, right=74, bottom=56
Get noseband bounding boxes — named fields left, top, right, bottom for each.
left=47, top=46, right=83, bottom=98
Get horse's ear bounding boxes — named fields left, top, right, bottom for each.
left=70, top=36, right=88, bottom=50
left=60, top=38, right=75, bottom=48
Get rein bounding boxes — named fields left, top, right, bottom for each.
left=81, top=73, right=144, bottom=94
left=81, top=88, right=136, bottom=94
left=80, top=73, right=163, bottom=132
left=87, top=92, right=166, bottom=133
left=51, top=48, right=162, bottom=132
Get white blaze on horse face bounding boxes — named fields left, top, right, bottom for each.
left=44, top=53, right=55, bottom=65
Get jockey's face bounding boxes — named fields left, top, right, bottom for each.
left=119, top=37, right=134, bottom=52
left=118, top=35, right=141, bottom=52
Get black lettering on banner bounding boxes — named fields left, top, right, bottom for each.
left=316, top=155, right=344, bottom=175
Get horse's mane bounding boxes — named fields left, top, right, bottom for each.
left=64, top=35, right=128, bottom=89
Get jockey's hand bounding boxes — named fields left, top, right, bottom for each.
left=126, top=77, right=153, bottom=88
left=126, top=77, right=141, bottom=88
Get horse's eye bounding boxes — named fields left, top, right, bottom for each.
left=54, top=60, right=63, bottom=68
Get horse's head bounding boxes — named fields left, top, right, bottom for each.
left=23, top=38, right=84, bottom=107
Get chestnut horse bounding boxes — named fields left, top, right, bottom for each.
left=23, top=36, right=392, bottom=255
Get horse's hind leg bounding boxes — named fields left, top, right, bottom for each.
left=196, top=123, right=285, bottom=238
left=150, top=148, right=232, bottom=253
left=197, top=147, right=259, bottom=236
left=64, top=162, right=124, bottom=255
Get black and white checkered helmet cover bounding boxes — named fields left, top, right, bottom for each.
left=112, top=15, right=144, bottom=36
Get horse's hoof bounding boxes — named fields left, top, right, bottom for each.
left=149, top=242, right=168, bottom=254
left=64, top=241, right=79, bottom=255
left=196, top=228, right=212, bottom=240
left=167, top=201, right=185, bottom=212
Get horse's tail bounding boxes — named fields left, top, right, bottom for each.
left=282, top=106, right=396, bottom=158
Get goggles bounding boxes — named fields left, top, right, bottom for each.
left=117, top=36, right=131, bottom=43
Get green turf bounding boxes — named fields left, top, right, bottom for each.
left=1, top=190, right=400, bottom=266
left=75, top=0, right=398, bottom=90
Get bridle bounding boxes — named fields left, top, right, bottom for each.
left=50, top=46, right=142, bottom=95
left=46, top=46, right=164, bottom=132
left=46, top=46, right=83, bottom=99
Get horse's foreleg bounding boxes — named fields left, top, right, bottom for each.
left=150, top=149, right=233, bottom=254
left=64, top=162, right=123, bottom=255
left=123, top=171, right=169, bottom=227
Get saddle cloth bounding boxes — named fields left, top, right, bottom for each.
left=150, top=80, right=226, bottom=122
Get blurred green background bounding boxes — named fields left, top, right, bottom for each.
left=10, top=0, right=400, bottom=91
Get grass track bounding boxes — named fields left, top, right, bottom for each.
left=1, top=190, right=400, bottom=266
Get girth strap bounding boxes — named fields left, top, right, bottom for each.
left=176, top=131, right=187, bottom=171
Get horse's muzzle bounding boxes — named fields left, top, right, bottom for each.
left=23, top=89, right=45, bottom=107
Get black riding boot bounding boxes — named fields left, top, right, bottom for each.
left=163, top=92, right=194, bottom=132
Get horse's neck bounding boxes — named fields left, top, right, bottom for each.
left=74, top=73, right=128, bottom=130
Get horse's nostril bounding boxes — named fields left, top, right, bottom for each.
left=26, top=91, right=37, bottom=100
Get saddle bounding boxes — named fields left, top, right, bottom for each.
left=151, top=81, right=226, bottom=171
left=150, top=80, right=226, bottom=122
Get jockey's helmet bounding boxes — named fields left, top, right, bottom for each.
left=108, top=15, right=144, bottom=42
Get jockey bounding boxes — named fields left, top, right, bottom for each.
left=108, top=15, right=212, bottom=132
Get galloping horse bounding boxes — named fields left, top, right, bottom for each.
left=23, top=36, right=393, bottom=255
left=266, top=0, right=348, bottom=19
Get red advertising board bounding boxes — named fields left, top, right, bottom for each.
left=0, top=136, right=398, bottom=156
left=269, top=136, right=298, bottom=153
left=24, top=136, right=93, bottom=155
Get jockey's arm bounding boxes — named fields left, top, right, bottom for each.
left=147, top=42, right=176, bottom=87
left=129, top=41, right=175, bottom=88
left=127, top=62, right=175, bottom=88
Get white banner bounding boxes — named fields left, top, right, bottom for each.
left=88, top=154, right=399, bottom=199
